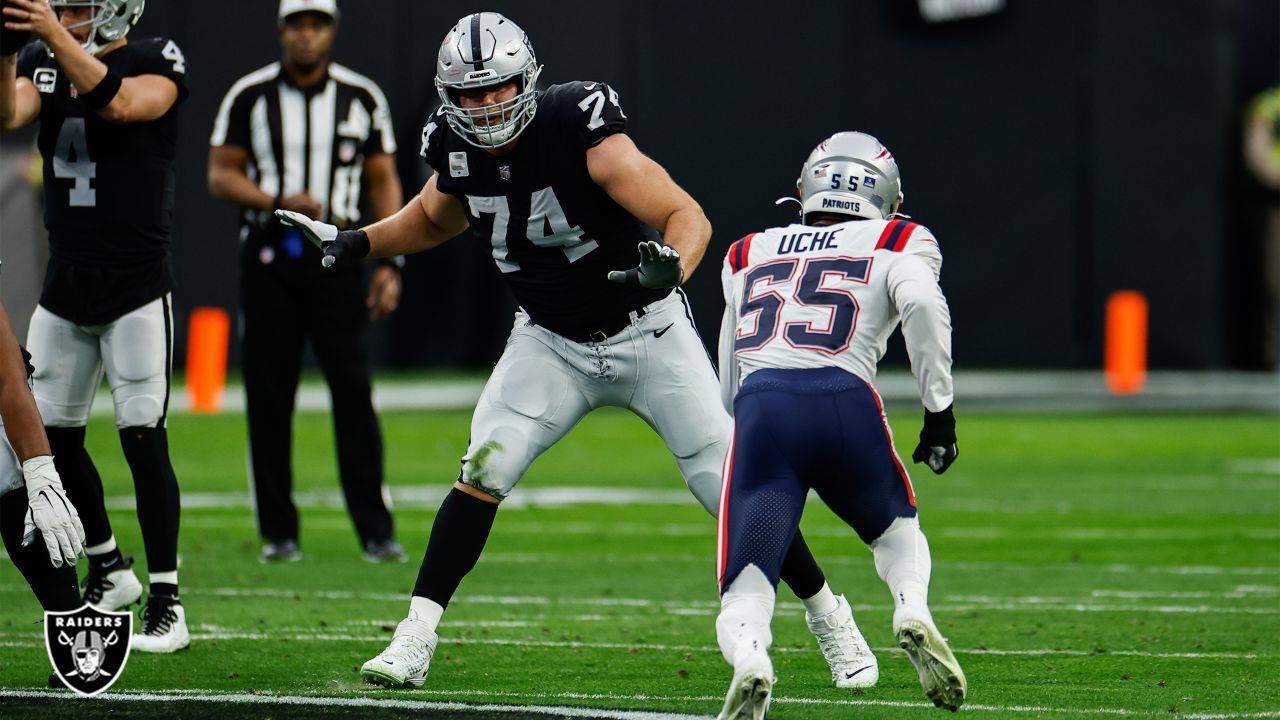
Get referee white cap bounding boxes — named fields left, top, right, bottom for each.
left=278, top=0, right=340, bottom=24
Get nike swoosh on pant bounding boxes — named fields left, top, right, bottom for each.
left=654, top=323, right=674, bottom=338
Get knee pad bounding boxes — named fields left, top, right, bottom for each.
left=459, top=428, right=527, bottom=500
left=113, top=387, right=166, bottom=429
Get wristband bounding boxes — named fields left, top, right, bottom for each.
left=80, top=69, right=122, bottom=110
left=346, top=229, right=372, bottom=259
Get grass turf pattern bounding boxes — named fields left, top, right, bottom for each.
left=0, top=406, right=1276, bottom=718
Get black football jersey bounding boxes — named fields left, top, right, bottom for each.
left=17, top=38, right=189, bottom=325
left=421, top=81, right=667, bottom=341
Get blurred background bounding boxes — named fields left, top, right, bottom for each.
left=2, top=0, right=1278, bottom=374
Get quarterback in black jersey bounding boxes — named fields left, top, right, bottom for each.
left=1, top=0, right=190, bottom=653
left=281, top=12, right=874, bottom=691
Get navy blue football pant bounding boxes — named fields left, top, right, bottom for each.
left=718, top=367, right=917, bottom=593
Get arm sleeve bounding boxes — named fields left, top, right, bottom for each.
left=419, top=106, right=447, bottom=173
left=885, top=234, right=954, bottom=412
left=557, top=81, right=628, bottom=150
left=718, top=258, right=741, bottom=416
left=132, top=38, right=190, bottom=102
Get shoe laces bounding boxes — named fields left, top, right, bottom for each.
left=81, top=567, right=116, bottom=604
left=812, top=614, right=866, bottom=663
left=81, top=573, right=108, bottom=604
left=384, top=619, right=432, bottom=658
left=140, top=597, right=178, bottom=636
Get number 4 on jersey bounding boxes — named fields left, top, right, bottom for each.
left=468, top=188, right=599, bottom=273
left=577, top=85, right=623, bottom=131
left=162, top=40, right=187, bottom=74
left=53, top=118, right=96, bottom=208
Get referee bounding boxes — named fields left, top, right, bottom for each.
left=207, top=0, right=405, bottom=563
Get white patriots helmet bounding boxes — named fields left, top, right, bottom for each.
left=47, top=0, right=145, bottom=56
left=435, top=12, right=542, bottom=149
left=797, top=132, right=904, bottom=222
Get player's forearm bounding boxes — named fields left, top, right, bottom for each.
left=899, top=286, right=955, bottom=413
left=0, top=313, right=50, bottom=462
left=44, top=30, right=108, bottom=102
left=661, top=206, right=711, bottom=282
left=363, top=194, right=450, bottom=257
left=0, top=55, right=19, bottom=131
left=0, top=377, right=51, bottom=461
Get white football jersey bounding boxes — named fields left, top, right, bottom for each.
left=718, top=217, right=953, bottom=413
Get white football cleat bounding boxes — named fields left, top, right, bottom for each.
left=806, top=594, right=878, bottom=688
left=132, top=596, right=190, bottom=653
left=82, top=556, right=143, bottom=612
left=360, top=616, right=438, bottom=688
left=717, top=648, right=774, bottom=720
left=896, top=616, right=966, bottom=711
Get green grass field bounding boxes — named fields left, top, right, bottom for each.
left=0, top=401, right=1277, bottom=719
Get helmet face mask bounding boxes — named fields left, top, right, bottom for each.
left=435, top=13, right=542, bottom=149
left=797, top=132, right=904, bottom=223
left=47, top=0, right=145, bottom=56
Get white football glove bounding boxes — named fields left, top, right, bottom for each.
left=22, top=455, right=85, bottom=567
left=276, top=210, right=371, bottom=268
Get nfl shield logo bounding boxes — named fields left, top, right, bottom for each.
left=339, top=140, right=357, bottom=164
left=45, top=604, right=133, bottom=697
left=499, top=165, right=511, bottom=181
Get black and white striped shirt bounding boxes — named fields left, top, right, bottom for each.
left=210, top=62, right=396, bottom=230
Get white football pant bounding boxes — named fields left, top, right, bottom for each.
left=460, top=290, right=727, bottom=512
left=0, top=425, right=22, bottom=495
left=27, top=295, right=173, bottom=430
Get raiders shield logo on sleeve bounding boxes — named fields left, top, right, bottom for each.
left=45, top=604, right=133, bottom=697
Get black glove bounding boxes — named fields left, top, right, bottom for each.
left=607, top=240, right=684, bottom=289
left=911, top=404, right=958, bottom=475
left=275, top=210, right=370, bottom=268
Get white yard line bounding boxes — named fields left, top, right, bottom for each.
left=4, top=583, right=1276, bottom=616
left=0, top=689, right=703, bottom=720
left=107, top=487, right=697, bottom=512
left=949, top=561, right=1280, bottom=577
left=1227, top=458, right=1280, bottom=475
left=0, top=629, right=1263, bottom=660
left=2, top=688, right=1276, bottom=719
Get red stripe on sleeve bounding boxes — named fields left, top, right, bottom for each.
left=894, top=222, right=919, bottom=250
left=728, top=233, right=757, bottom=273
left=875, top=220, right=902, bottom=250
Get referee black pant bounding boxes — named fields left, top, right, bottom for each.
left=240, top=252, right=393, bottom=548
